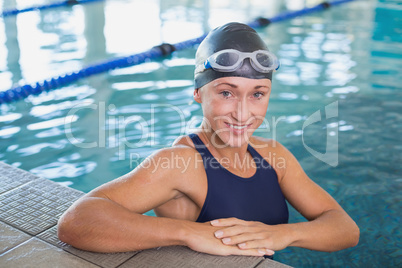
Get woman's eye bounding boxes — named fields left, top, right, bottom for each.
left=253, top=92, right=264, bottom=98
left=221, top=91, right=232, bottom=98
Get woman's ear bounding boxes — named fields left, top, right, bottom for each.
left=193, top=88, right=202, bottom=103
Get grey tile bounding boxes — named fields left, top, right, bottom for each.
left=38, top=226, right=139, bottom=268
left=255, top=258, right=293, bottom=268
left=36, top=225, right=71, bottom=249
left=0, top=178, right=84, bottom=235
left=0, top=162, right=40, bottom=194
left=0, top=237, right=99, bottom=267
left=119, top=245, right=263, bottom=268
left=0, top=221, right=32, bottom=254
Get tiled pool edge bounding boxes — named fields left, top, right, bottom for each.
left=0, top=162, right=291, bottom=267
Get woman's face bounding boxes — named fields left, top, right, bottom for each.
left=194, top=76, right=271, bottom=148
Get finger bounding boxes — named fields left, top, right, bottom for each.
left=238, top=238, right=274, bottom=252
left=237, top=243, right=275, bottom=256
left=214, top=223, right=259, bottom=239
left=210, top=217, right=247, bottom=227
left=214, top=225, right=251, bottom=239
left=221, top=232, right=262, bottom=246
left=261, top=248, right=275, bottom=256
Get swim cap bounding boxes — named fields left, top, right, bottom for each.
left=194, top=22, right=274, bottom=89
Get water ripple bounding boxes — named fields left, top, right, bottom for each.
left=16, top=140, right=69, bottom=156
left=27, top=115, right=77, bottom=130
left=0, top=126, right=21, bottom=138
left=0, top=113, right=22, bottom=123
left=30, top=161, right=97, bottom=179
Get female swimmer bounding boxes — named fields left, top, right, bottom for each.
left=58, top=22, right=359, bottom=257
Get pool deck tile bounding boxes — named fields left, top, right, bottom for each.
left=0, top=221, right=31, bottom=255
left=38, top=226, right=139, bottom=268
left=0, top=162, right=291, bottom=267
left=0, top=237, right=99, bottom=268
left=0, top=177, right=84, bottom=236
left=119, top=245, right=263, bottom=268
left=0, top=163, right=40, bottom=195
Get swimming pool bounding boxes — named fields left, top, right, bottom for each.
left=0, top=0, right=400, bottom=266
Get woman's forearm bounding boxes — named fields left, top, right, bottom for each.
left=287, top=209, right=360, bottom=252
left=57, top=197, right=188, bottom=253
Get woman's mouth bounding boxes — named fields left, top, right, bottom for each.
left=225, top=122, right=253, bottom=134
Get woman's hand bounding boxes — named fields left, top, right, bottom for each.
left=183, top=221, right=274, bottom=257
left=210, top=218, right=294, bottom=253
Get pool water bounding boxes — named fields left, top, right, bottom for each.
left=0, top=0, right=401, bottom=266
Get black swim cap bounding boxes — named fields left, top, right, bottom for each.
left=194, top=22, right=273, bottom=89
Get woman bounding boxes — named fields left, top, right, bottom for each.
left=58, top=22, right=359, bottom=257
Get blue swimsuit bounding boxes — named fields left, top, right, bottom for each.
left=189, top=133, right=289, bottom=225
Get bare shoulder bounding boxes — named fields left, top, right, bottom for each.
left=137, top=143, right=201, bottom=179
left=86, top=143, right=203, bottom=213
left=147, top=134, right=200, bottom=170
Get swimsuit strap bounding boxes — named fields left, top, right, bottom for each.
left=246, top=142, right=274, bottom=170
left=188, top=133, right=214, bottom=158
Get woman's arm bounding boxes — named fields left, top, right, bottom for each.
left=58, top=147, right=271, bottom=256
left=58, top=148, right=188, bottom=252
left=210, top=141, right=359, bottom=252
left=277, top=142, right=360, bottom=251
left=58, top=195, right=187, bottom=252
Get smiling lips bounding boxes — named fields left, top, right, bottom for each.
left=225, top=122, right=253, bottom=134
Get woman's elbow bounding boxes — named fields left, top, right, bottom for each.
left=57, top=210, right=84, bottom=247
left=334, top=220, right=360, bottom=251
left=349, top=221, right=360, bottom=248
left=325, top=218, right=360, bottom=252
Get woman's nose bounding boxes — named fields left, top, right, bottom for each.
left=232, top=99, right=250, bottom=123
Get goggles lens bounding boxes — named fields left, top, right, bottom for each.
left=256, top=52, right=272, bottom=67
left=203, top=49, right=279, bottom=73
left=215, top=52, right=240, bottom=67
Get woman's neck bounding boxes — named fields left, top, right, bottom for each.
left=198, top=124, right=251, bottom=170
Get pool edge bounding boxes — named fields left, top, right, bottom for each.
left=0, top=161, right=291, bottom=267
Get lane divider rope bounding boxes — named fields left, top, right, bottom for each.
left=0, top=0, right=104, bottom=18
left=0, top=0, right=356, bottom=104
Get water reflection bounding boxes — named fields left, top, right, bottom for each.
left=0, top=112, right=22, bottom=122
left=112, top=80, right=193, bottom=92
left=0, top=126, right=20, bottom=137
left=30, top=160, right=96, bottom=179
left=28, top=86, right=96, bottom=105
left=35, top=127, right=65, bottom=138
left=17, top=140, right=68, bottom=156
left=2, top=0, right=21, bottom=90
left=30, top=99, right=94, bottom=118
left=27, top=115, right=76, bottom=130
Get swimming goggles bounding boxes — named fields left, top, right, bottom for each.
left=199, top=49, right=280, bottom=73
